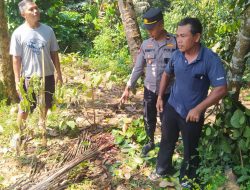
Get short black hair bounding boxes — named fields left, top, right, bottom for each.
left=178, top=17, right=202, bottom=35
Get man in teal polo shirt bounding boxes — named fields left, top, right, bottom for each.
left=154, top=17, right=227, bottom=188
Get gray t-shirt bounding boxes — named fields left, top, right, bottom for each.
left=10, top=23, right=59, bottom=77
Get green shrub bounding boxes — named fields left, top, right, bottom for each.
left=89, top=16, right=132, bottom=79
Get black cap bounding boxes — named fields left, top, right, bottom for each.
left=143, top=8, right=163, bottom=30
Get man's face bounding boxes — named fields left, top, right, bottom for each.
left=176, top=24, right=200, bottom=52
left=147, top=22, right=164, bottom=40
left=22, top=2, right=40, bottom=23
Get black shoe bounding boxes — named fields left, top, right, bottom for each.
left=156, top=166, right=175, bottom=176
left=141, top=142, right=155, bottom=156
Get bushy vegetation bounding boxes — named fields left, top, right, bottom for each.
left=88, top=2, right=131, bottom=79
left=164, top=0, right=242, bottom=62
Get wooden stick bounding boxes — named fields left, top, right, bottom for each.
left=40, top=48, right=47, bottom=146
left=29, top=149, right=99, bottom=190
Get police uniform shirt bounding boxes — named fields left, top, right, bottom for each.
left=127, top=34, right=177, bottom=94
left=165, top=46, right=227, bottom=118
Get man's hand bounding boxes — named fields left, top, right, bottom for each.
left=56, top=73, right=63, bottom=85
left=186, top=107, right=202, bottom=123
left=156, top=96, right=164, bottom=113
left=120, top=87, right=130, bottom=104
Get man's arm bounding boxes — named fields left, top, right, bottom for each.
left=186, top=85, right=227, bottom=122
left=50, top=51, right=63, bottom=84
left=13, top=56, right=22, bottom=91
left=156, top=71, right=171, bottom=112
left=120, top=47, right=145, bottom=104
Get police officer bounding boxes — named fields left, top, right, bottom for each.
left=155, top=17, right=227, bottom=187
left=120, top=8, right=177, bottom=156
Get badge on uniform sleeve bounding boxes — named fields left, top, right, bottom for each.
left=166, top=43, right=174, bottom=47
left=147, top=44, right=154, bottom=48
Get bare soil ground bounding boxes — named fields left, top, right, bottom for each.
left=0, top=64, right=148, bottom=190
left=0, top=63, right=249, bottom=189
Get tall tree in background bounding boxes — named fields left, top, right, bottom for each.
left=0, top=0, right=18, bottom=102
left=228, top=4, right=250, bottom=101
left=118, top=0, right=142, bottom=64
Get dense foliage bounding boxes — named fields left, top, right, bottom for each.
left=6, top=0, right=99, bottom=53
left=164, top=0, right=244, bottom=62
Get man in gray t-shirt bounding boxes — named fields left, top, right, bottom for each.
left=9, top=0, right=63, bottom=138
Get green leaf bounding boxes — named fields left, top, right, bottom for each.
left=125, top=130, right=134, bottom=138
left=51, top=104, right=57, bottom=111
left=237, top=175, right=250, bottom=183
left=206, top=127, right=212, bottom=136
left=238, top=139, right=247, bottom=152
left=220, top=139, right=231, bottom=153
left=231, top=130, right=241, bottom=140
left=114, top=135, right=124, bottom=145
left=0, top=176, right=4, bottom=182
left=86, top=90, right=93, bottom=98
left=246, top=108, right=250, bottom=116
left=243, top=126, right=250, bottom=138
left=239, top=115, right=246, bottom=125
left=82, top=83, right=88, bottom=92
left=215, top=117, right=222, bottom=126
left=92, top=74, right=102, bottom=87
left=59, top=120, right=67, bottom=130
left=129, top=160, right=139, bottom=169
left=81, top=141, right=90, bottom=148
left=59, top=120, right=65, bottom=127
left=66, top=121, right=76, bottom=130
left=134, top=157, right=143, bottom=164
left=230, top=109, right=244, bottom=128
left=132, top=119, right=140, bottom=126
left=224, top=97, right=233, bottom=109
left=246, top=138, right=250, bottom=148
left=225, top=112, right=232, bottom=125
left=137, top=132, right=147, bottom=143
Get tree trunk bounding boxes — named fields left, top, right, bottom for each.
left=0, top=0, right=18, bottom=103
left=118, top=0, right=142, bottom=64
left=228, top=4, right=250, bottom=101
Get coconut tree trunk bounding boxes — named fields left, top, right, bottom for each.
left=118, top=0, right=142, bottom=64
left=0, top=0, right=18, bottom=103
left=228, top=4, right=250, bottom=101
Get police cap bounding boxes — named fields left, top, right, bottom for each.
left=143, top=8, right=163, bottom=30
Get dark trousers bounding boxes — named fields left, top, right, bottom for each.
left=143, top=87, right=169, bottom=143
left=19, top=75, right=55, bottom=112
left=156, top=103, right=204, bottom=180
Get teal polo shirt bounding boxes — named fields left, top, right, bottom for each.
left=165, top=46, right=227, bottom=119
